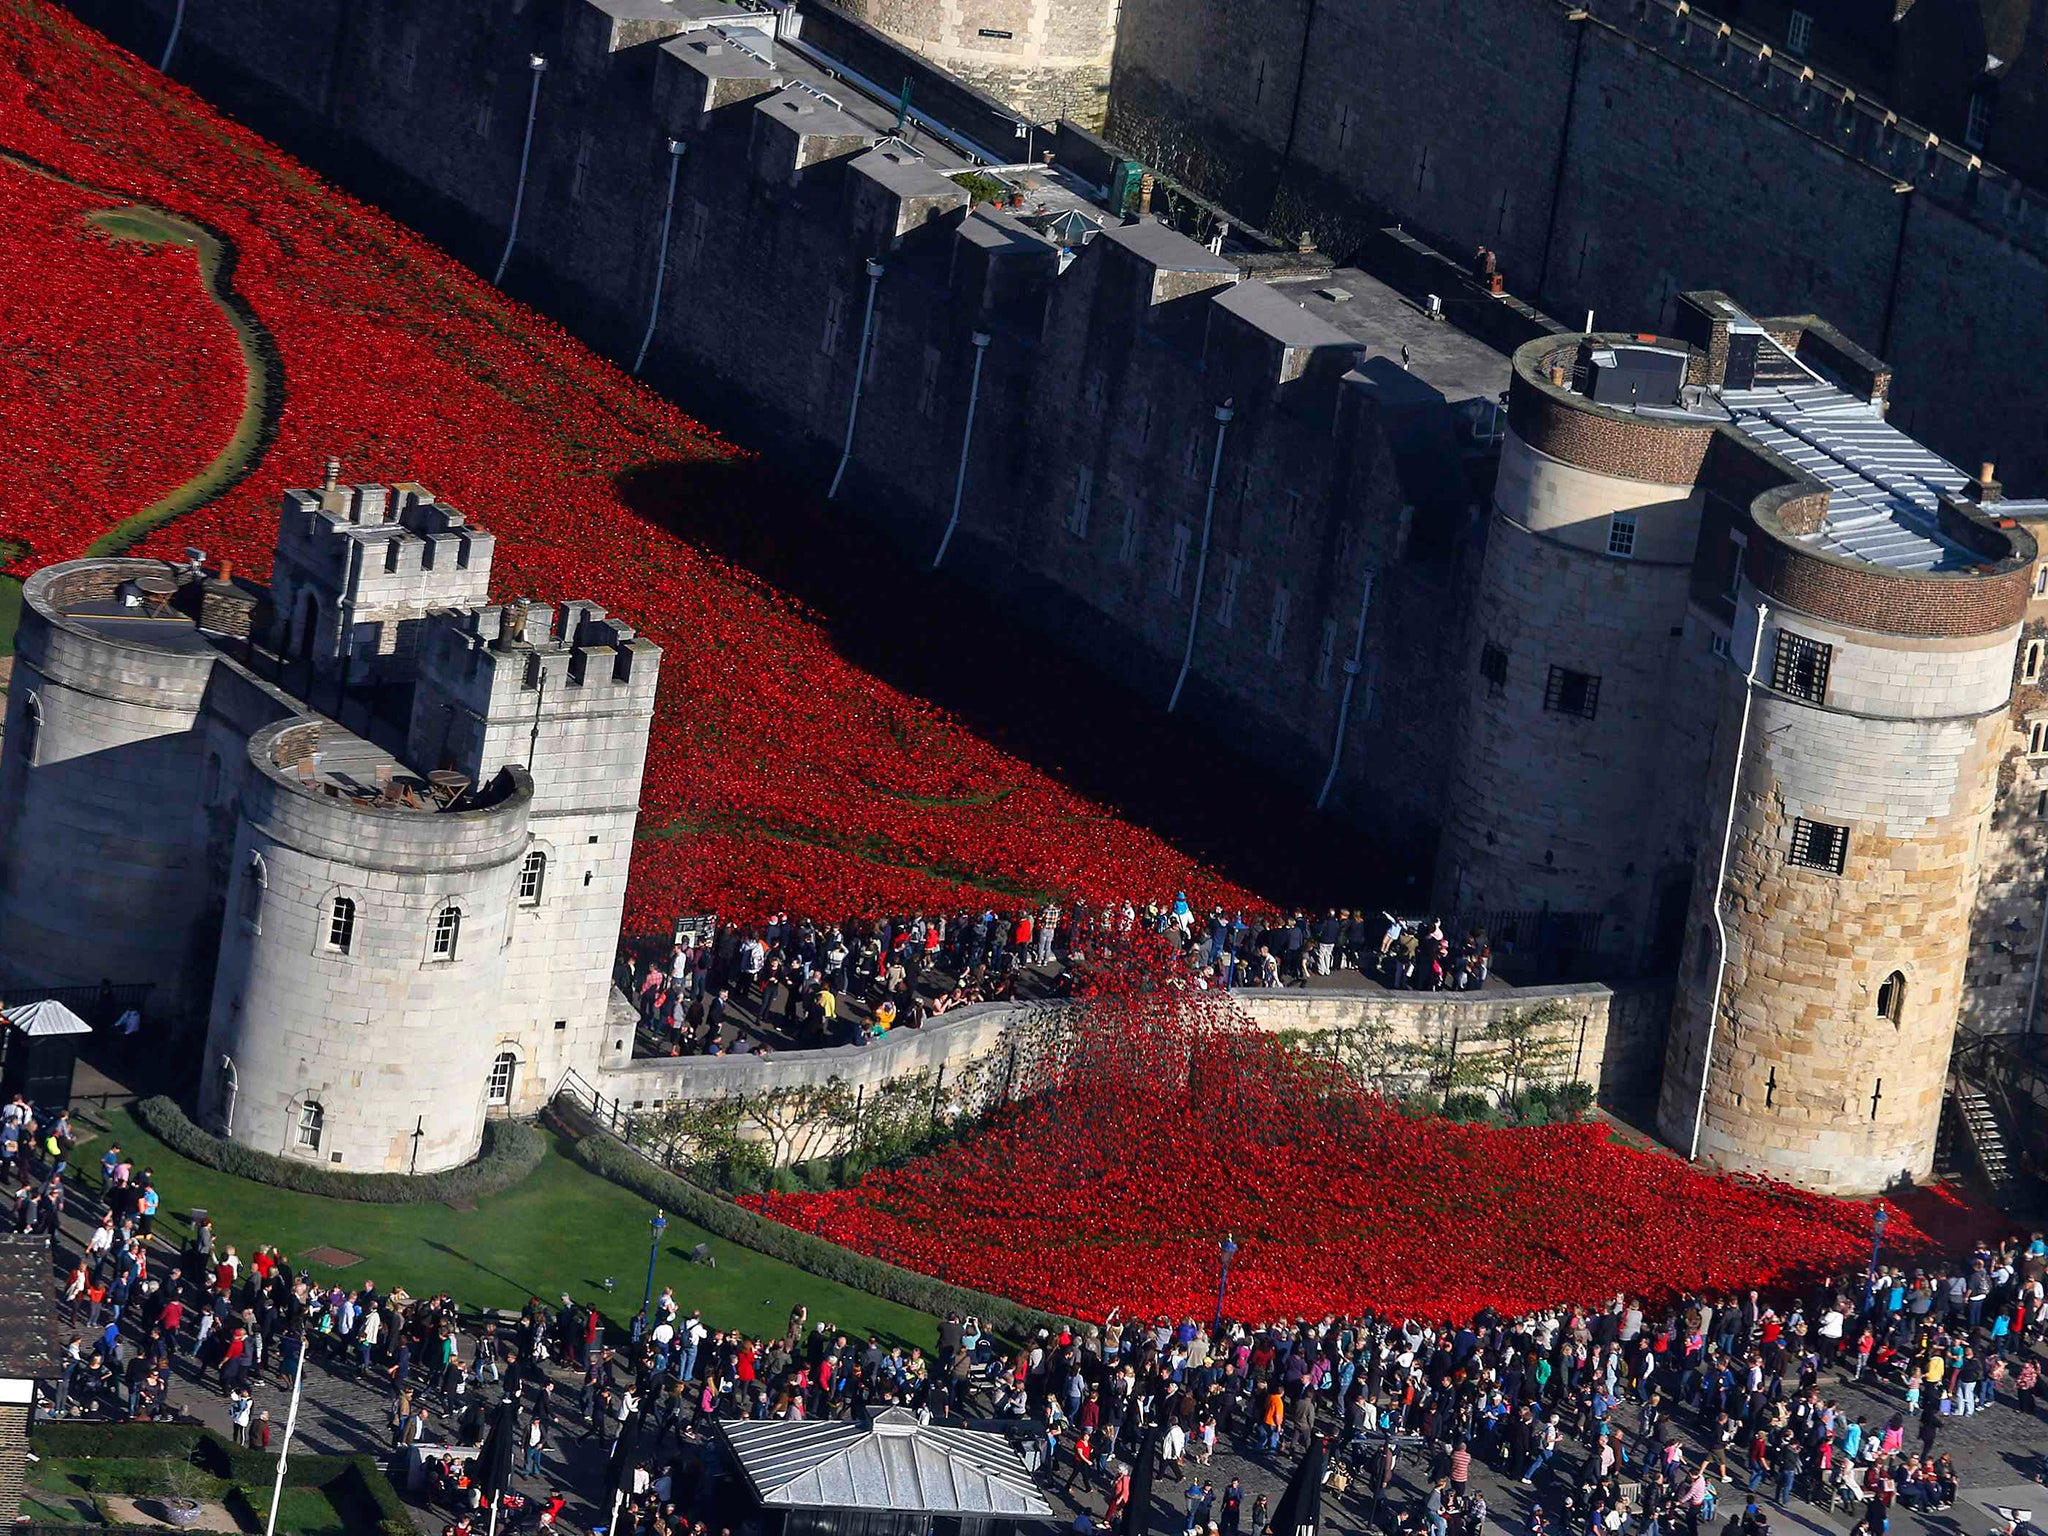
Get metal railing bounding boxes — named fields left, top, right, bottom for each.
left=1389, top=909, right=1607, bottom=983
left=3, top=981, right=154, bottom=1028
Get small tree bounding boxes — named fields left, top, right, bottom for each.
left=1483, top=1001, right=1578, bottom=1104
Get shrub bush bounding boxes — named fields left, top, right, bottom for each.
left=133, top=1097, right=545, bottom=1204
left=799, top=1157, right=835, bottom=1192
left=32, top=1426, right=409, bottom=1534
left=1555, top=1081, right=1595, bottom=1119
left=556, top=1106, right=1074, bottom=1341
left=1440, top=1092, right=1493, bottom=1124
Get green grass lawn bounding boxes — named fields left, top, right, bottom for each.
left=91, top=1106, right=937, bottom=1348
left=26, top=1457, right=361, bottom=1533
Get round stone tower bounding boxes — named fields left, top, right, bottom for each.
left=201, top=720, right=534, bottom=1174
left=1658, top=483, right=2034, bottom=1190
left=0, top=561, right=223, bottom=1016
left=1435, top=336, right=1723, bottom=969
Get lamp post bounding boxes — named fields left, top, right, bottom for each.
left=641, top=1209, right=667, bottom=1321
left=1862, top=1201, right=1889, bottom=1315
left=1214, top=1234, right=1238, bottom=1337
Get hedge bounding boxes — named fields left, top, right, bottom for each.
left=555, top=1104, right=1077, bottom=1342
left=133, top=1096, right=545, bottom=1205
left=31, top=1425, right=410, bottom=1536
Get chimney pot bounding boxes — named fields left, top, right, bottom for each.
left=322, top=456, right=341, bottom=492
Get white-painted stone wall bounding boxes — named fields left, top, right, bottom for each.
left=202, top=723, right=535, bottom=1173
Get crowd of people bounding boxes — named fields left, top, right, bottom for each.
left=26, top=1072, right=2048, bottom=1536
left=628, top=903, right=1498, bottom=1053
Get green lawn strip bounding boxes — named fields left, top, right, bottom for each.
left=96, top=1106, right=938, bottom=1348
left=79, top=204, right=278, bottom=557
left=0, top=538, right=24, bottom=658
left=29, top=1457, right=354, bottom=1535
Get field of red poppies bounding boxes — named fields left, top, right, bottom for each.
left=747, top=956, right=1953, bottom=1323
left=0, top=0, right=1262, bottom=925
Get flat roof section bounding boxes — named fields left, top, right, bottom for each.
left=1277, top=268, right=1513, bottom=407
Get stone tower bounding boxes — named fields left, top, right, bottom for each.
left=1439, top=292, right=2040, bottom=1191
left=0, top=468, right=658, bottom=1175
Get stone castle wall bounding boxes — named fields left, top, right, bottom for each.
left=831, top=0, right=1118, bottom=126
left=57, top=0, right=1501, bottom=873
left=1105, top=0, right=2048, bottom=495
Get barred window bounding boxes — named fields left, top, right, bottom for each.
left=518, top=851, right=546, bottom=905
left=1789, top=817, right=1849, bottom=874
left=431, top=904, right=462, bottom=960
left=1543, top=666, right=1600, bottom=719
left=1771, top=631, right=1832, bottom=704
left=1480, top=642, right=1509, bottom=696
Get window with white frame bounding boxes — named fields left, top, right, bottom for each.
left=1068, top=467, right=1093, bottom=538
left=297, top=1100, right=324, bottom=1151
left=1216, top=556, right=1241, bottom=628
left=431, top=904, right=462, bottom=961
left=1315, top=618, right=1339, bottom=689
left=1267, top=585, right=1291, bottom=660
left=1967, top=92, right=1991, bottom=149
left=519, top=850, right=546, bottom=906
left=487, top=1050, right=518, bottom=1107
left=2030, top=719, right=2048, bottom=756
left=326, top=895, right=356, bottom=955
left=2036, top=562, right=2048, bottom=598
left=1166, top=523, right=1192, bottom=596
left=1787, top=9, right=1813, bottom=51
left=1607, top=512, right=1638, bottom=558
left=2025, top=640, right=2044, bottom=684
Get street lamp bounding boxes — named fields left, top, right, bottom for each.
left=1214, top=1234, right=1238, bottom=1337
left=642, top=1209, right=668, bottom=1321
left=1862, top=1201, right=1888, bottom=1315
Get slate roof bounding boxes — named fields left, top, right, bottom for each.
left=1, top=1000, right=92, bottom=1038
left=720, top=1408, right=1053, bottom=1516
left=0, top=1232, right=59, bottom=1378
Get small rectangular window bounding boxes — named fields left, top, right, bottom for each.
left=1480, top=641, right=1508, bottom=696
left=1216, top=556, right=1241, bottom=628
left=1067, top=467, right=1093, bottom=539
left=570, top=131, right=594, bottom=202
left=474, top=75, right=497, bottom=139
left=1606, top=513, right=1638, bottom=558
left=1315, top=618, right=1338, bottom=689
left=2025, top=640, right=2044, bottom=684
left=1966, top=92, right=1991, bottom=150
left=1543, top=665, right=1600, bottom=719
left=1787, top=9, right=1813, bottom=51
left=1266, top=585, right=1291, bottom=660
left=2035, top=563, right=2047, bottom=598
left=1789, top=816, right=1849, bottom=874
left=820, top=291, right=844, bottom=357
left=1771, top=630, right=1832, bottom=704
left=2029, top=719, right=2048, bottom=757
left=1166, top=523, right=1192, bottom=597
left=1117, top=500, right=1140, bottom=566
left=917, top=346, right=941, bottom=420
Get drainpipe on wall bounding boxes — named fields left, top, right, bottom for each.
left=160, top=0, right=186, bottom=73
left=1167, top=401, right=1235, bottom=714
left=1316, top=567, right=1379, bottom=809
left=2021, top=875, right=2048, bottom=1040
left=493, top=55, right=549, bottom=287
left=827, top=258, right=885, bottom=500
left=633, top=139, right=688, bottom=377
left=1690, top=597, right=1770, bottom=1163
left=932, top=330, right=992, bottom=569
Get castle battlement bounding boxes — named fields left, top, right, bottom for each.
left=419, top=599, right=662, bottom=721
